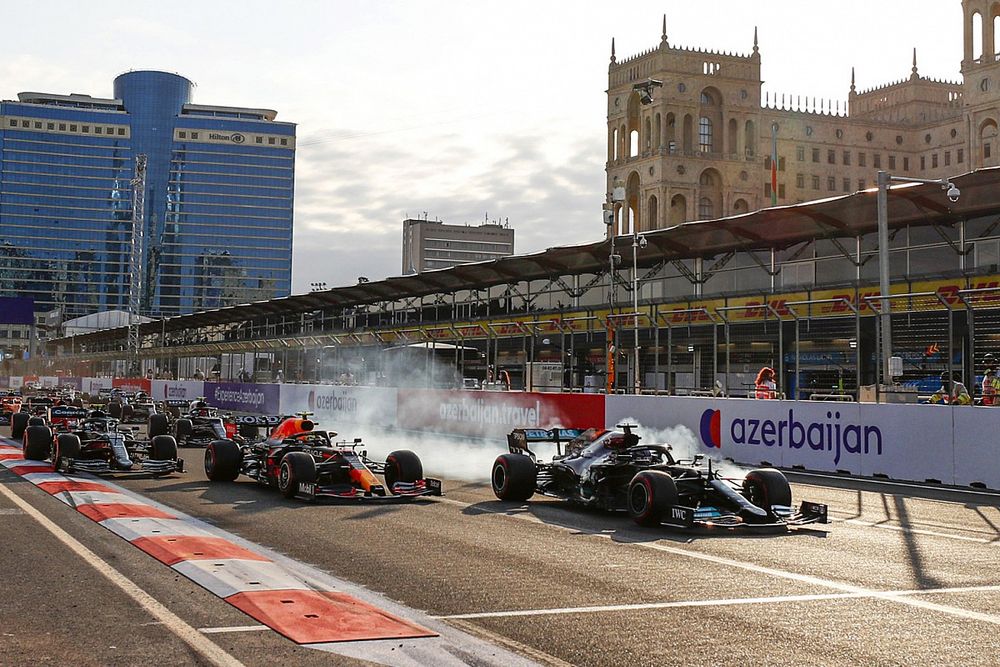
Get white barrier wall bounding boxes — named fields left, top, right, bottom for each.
left=150, top=380, right=205, bottom=402
left=279, top=384, right=398, bottom=427
left=606, top=395, right=999, bottom=487
left=81, top=377, right=112, bottom=394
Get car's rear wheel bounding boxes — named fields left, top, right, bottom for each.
left=53, top=433, right=81, bottom=470
left=121, top=404, right=134, bottom=420
left=174, top=419, right=193, bottom=445
left=23, top=425, right=52, bottom=462
left=11, top=412, right=29, bottom=441
left=27, top=416, right=45, bottom=427
left=742, top=468, right=792, bottom=517
left=108, top=402, right=122, bottom=419
left=148, top=413, right=170, bottom=438
left=491, top=454, right=536, bottom=501
left=204, top=439, right=241, bottom=482
left=278, top=452, right=316, bottom=499
left=628, top=470, right=678, bottom=527
left=384, top=450, right=422, bottom=491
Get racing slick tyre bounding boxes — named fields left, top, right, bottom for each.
left=81, top=392, right=91, bottom=404
left=384, top=450, right=422, bottom=491
left=52, top=433, right=81, bottom=471
left=148, top=413, right=170, bottom=438
left=205, top=439, right=241, bottom=482
left=278, top=452, right=317, bottom=499
left=121, top=404, right=134, bottom=421
left=491, top=454, right=536, bottom=502
left=742, top=468, right=792, bottom=519
left=72, top=397, right=84, bottom=408
left=27, top=416, right=45, bottom=427
left=174, top=419, right=193, bottom=445
left=150, top=435, right=178, bottom=462
left=11, top=412, right=29, bottom=441
left=108, top=401, right=122, bottom=419
left=23, top=425, right=52, bottom=462
left=628, top=470, right=679, bottom=527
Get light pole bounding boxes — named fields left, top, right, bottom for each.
left=632, top=232, right=647, bottom=394
left=605, top=185, right=626, bottom=393
left=876, top=171, right=960, bottom=387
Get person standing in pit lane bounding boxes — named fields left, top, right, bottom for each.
left=930, top=371, right=972, bottom=405
left=982, top=354, right=1000, bottom=405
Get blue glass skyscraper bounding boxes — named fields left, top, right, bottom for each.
left=0, top=70, right=294, bottom=318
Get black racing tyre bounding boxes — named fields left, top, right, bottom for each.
left=53, top=433, right=81, bottom=470
left=11, top=412, right=29, bottom=440
left=491, top=454, right=537, bottom=501
left=150, top=435, right=178, bottom=461
left=742, top=468, right=792, bottom=515
left=72, top=397, right=84, bottom=408
left=278, top=452, right=317, bottom=499
left=108, top=401, right=122, bottom=419
left=628, top=470, right=679, bottom=527
left=167, top=405, right=181, bottom=418
left=23, top=425, right=52, bottom=462
left=384, top=450, right=423, bottom=491
left=204, top=439, right=242, bottom=482
left=174, top=418, right=193, bottom=444
left=81, top=392, right=91, bottom=403
left=27, top=416, right=45, bottom=427
left=121, top=404, right=134, bottom=420
left=148, top=413, right=170, bottom=438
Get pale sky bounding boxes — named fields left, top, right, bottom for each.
left=0, top=1, right=969, bottom=294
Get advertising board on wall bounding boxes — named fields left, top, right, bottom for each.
left=279, top=384, right=397, bottom=426
left=397, top=389, right=605, bottom=439
left=150, top=380, right=206, bottom=402
left=204, top=382, right=280, bottom=414
left=112, top=378, right=152, bottom=394
left=82, top=377, right=113, bottom=394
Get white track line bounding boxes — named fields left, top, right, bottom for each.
left=0, top=483, right=246, bottom=667
left=438, top=496, right=1000, bottom=626
left=438, top=584, right=1000, bottom=620
left=199, top=625, right=269, bottom=635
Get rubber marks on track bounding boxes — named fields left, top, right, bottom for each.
left=0, top=444, right=436, bottom=644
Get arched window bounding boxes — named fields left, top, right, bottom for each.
left=630, top=130, right=639, bottom=157
left=699, top=117, right=713, bottom=152
left=698, top=197, right=714, bottom=220
left=647, top=195, right=659, bottom=231
left=611, top=128, right=618, bottom=160
left=733, top=198, right=749, bottom=214
left=974, top=11, right=984, bottom=60
left=744, top=120, right=755, bottom=157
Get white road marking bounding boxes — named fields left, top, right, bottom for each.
left=199, top=625, right=269, bottom=635
left=437, top=496, right=1000, bottom=626
left=0, top=482, right=246, bottom=667
left=438, top=584, right=1000, bottom=620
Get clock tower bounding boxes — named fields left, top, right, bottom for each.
left=961, top=0, right=1000, bottom=168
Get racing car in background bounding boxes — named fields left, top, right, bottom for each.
left=148, top=398, right=236, bottom=447
left=204, top=414, right=442, bottom=502
left=491, top=425, right=827, bottom=530
left=0, top=393, right=21, bottom=427
left=21, top=409, right=183, bottom=476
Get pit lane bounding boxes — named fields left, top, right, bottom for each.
left=5, top=429, right=1000, bottom=666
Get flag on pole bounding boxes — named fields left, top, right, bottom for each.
left=770, top=122, right=778, bottom=206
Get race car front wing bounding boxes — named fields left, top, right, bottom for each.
left=295, top=477, right=443, bottom=502
left=661, top=500, right=828, bottom=530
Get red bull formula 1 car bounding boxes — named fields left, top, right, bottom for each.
left=204, top=414, right=442, bottom=502
left=491, top=425, right=827, bottom=530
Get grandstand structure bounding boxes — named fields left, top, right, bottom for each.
left=33, top=167, right=1000, bottom=399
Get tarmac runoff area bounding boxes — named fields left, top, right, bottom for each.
left=3, top=432, right=1000, bottom=666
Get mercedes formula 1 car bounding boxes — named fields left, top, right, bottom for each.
left=204, top=414, right=442, bottom=502
left=149, top=399, right=236, bottom=447
left=21, top=409, right=184, bottom=476
left=491, top=425, right=828, bottom=530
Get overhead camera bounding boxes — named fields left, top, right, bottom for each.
left=945, top=183, right=961, bottom=203
left=632, top=78, right=663, bottom=105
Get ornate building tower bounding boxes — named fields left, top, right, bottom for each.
left=961, top=0, right=1000, bottom=169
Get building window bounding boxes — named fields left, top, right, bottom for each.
left=69, top=124, right=76, bottom=131
left=59, top=123, right=66, bottom=131
left=932, top=153, right=939, bottom=168
left=827, top=149, right=835, bottom=164
left=986, top=143, right=993, bottom=159
left=179, top=131, right=186, bottom=139
left=843, top=150, right=851, bottom=165
left=959, top=148, right=965, bottom=163
left=107, top=127, right=114, bottom=134
left=698, top=197, right=714, bottom=219
left=47, top=122, right=54, bottom=130
left=796, top=146, right=805, bottom=161
left=976, top=239, right=1000, bottom=270
left=191, top=132, right=199, bottom=139
left=889, top=155, right=896, bottom=170
left=812, top=175, right=820, bottom=190
left=33, top=121, right=41, bottom=129
left=812, top=148, right=820, bottom=163
left=117, top=128, right=125, bottom=135
left=858, top=152, right=866, bottom=167
left=764, top=156, right=771, bottom=169
left=699, top=117, right=713, bottom=151
left=7, top=120, right=14, bottom=127
left=778, top=184, right=786, bottom=199
left=280, top=138, right=288, bottom=146
left=903, top=157, right=909, bottom=171
left=95, top=126, right=102, bottom=134
left=268, top=137, right=276, bottom=145
left=874, top=153, right=881, bottom=168
left=843, top=178, right=850, bottom=192
left=782, top=260, right=815, bottom=287
left=796, top=173, right=805, bottom=188
left=778, top=156, right=786, bottom=172
left=945, top=151, right=951, bottom=166
left=82, top=125, right=89, bottom=133
left=920, top=156, right=926, bottom=170
left=858, top=179, right=866, bottom=190
left=764, top=183, right=772, bottom=198
left=256, top=136, right=263, bottom=144
left=827, top=176, right=836, bottom=191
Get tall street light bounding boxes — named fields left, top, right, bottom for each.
left=605, top=185, right=625, bottom=393
left=632, top=231, right=647, bottom=394
left=876, top=171, right=960, bottom=388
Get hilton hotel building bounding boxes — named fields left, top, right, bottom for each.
left=0, top=70, right=295, bottom=318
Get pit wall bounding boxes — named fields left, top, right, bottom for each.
left=8, top=377, right=998, bottom=489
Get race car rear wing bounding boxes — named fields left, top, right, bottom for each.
left=232, top=415, right=292, bottom=427
left=507, top=427, right=587, bottom=458
left=50, top=406, right=88, bottom=420
left=163, top=400, right=190, bottom=408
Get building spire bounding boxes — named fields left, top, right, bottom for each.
left=753, top=26, right=759, bottom=54
left=911, top=47, right=919, bottom=80
left=850, top=66, right=856, bottom=93
left=610, top=37, right=616, bottom=64
left=661, top=14, right=668, bottom=46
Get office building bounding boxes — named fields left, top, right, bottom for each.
left=402, top=218, right=514, bottom=273
left=606, top=0, right=999, bottom=234
left=0, top=70, right=295, bottom=318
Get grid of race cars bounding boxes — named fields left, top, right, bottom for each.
left=1, top=383, right=826, bottom=528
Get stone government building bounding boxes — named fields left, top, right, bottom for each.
left=606, top=0, right=1000, bottom=235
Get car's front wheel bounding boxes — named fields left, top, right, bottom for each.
left=384, top=450, right=422, bottom=491
left=627, top=470, right=678, bottom=527
left=742, top=468, right=792, bottom=518
left=278, top=452, right=317, bottom=499
left=205, top=439, right=242, bottom=482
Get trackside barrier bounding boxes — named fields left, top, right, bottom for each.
left=19, top=377, right=1000, bottom=488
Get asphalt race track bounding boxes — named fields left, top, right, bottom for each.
left=4, top=433, right=1000, bottom=666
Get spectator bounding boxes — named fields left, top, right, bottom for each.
left=754, top=367, right=777, bottom=399
left=930, top=371, right=972, bottom=405
left=238, top=367, right=251, bottom=383
left=193, top=368, right=205, bottom=381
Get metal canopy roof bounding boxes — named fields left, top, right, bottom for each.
left=59, top=166, right=1000, bottom=346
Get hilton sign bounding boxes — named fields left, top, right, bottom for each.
left=208, top=132, right=246, bottom=144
